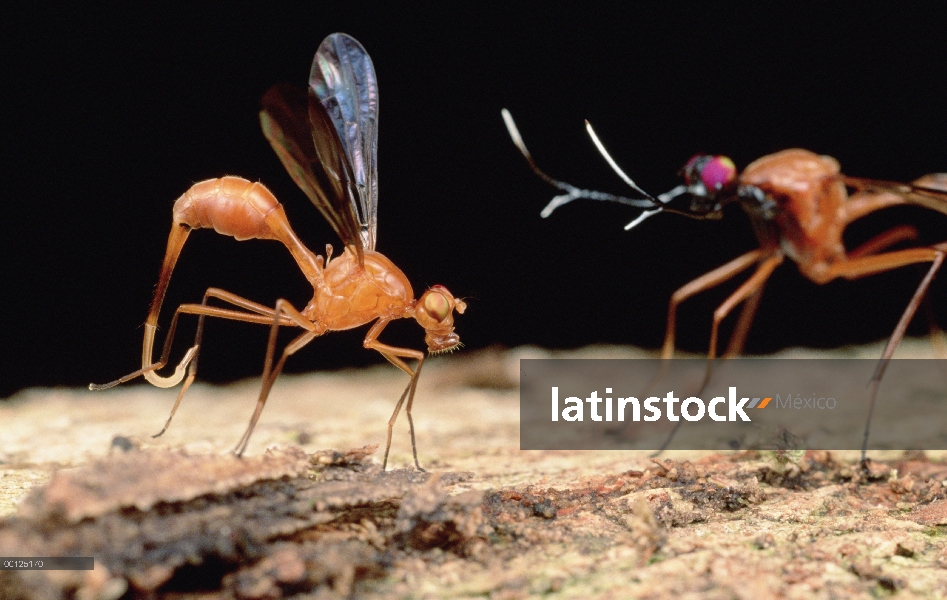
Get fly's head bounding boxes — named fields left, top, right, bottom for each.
left=411, top=285, right=466, bottom=353
left=676, top=154, right=738, bottom=218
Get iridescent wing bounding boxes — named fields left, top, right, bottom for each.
left=310, top=33, right=379, bottom=251
left=260, top=83, right=365, bottom=263
left=843, top=174, right=947, bottom=216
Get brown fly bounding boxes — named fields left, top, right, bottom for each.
left=90, top=34, right=465, bottom=470
left=503, top=109, right=947, bottom=459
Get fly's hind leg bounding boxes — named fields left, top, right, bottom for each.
left=817, top=243, right=947, bottom=463
left=233, top=299, right=319, bottom=457
left=90, top=289, right=299, bottom=439
left=847, top=226, right=947, bottom=355
left=363, top=318, right=426, bottom=471
left=154, top=289, right=291, bottom=438
left=858, top=245, right=947, bottom=463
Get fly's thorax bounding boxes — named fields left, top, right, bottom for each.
left=739, top=150, right=848, bottom=269
left=305, top=248, right=415, bottom=330
left=321, top=249, right=412, bottom=297
left=739, top=149, right=843, bottom=214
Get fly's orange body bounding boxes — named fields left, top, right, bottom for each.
left=92, top=34, right=465, bottom=470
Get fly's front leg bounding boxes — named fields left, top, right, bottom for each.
left=706, top=254, right=784, bottom=367
left=662, top=249, right=767, bottom=360
left=723, top=283, right=766, bottom=358
left=647, top=250, right=764, bottom=424
left=233, top=299, right=319, bottom=457
left=690, top=253, right=785, bottom=416
left=650, top=249, right=768, bottom=414
left=363, top=318, right=426, bottom=471
left=650, top=250, right=782, bottom=456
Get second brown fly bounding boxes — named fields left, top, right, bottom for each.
left=503, top=109, right=947, bottom=459
left=91, top=34, right=465, bottom=470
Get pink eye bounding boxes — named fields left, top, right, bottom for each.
left=700, top=156, right=736, bottom=190
left=683, top=154, right=737, bottom=190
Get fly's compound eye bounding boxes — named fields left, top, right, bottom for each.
left=700, top=156, right=736, bottom=190
left=683, top=155, right=736, bottom=191
left=423, top=291, right=450, bottom=322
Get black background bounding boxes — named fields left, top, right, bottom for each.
left=4, top=3, right=947, bottom=397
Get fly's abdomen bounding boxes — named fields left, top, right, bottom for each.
left=172, top=177, right=285, bottom=241
left=172, top=177, right=324, bottom=285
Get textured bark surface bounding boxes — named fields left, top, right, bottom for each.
left=2, top=343, right=946, bottom=599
